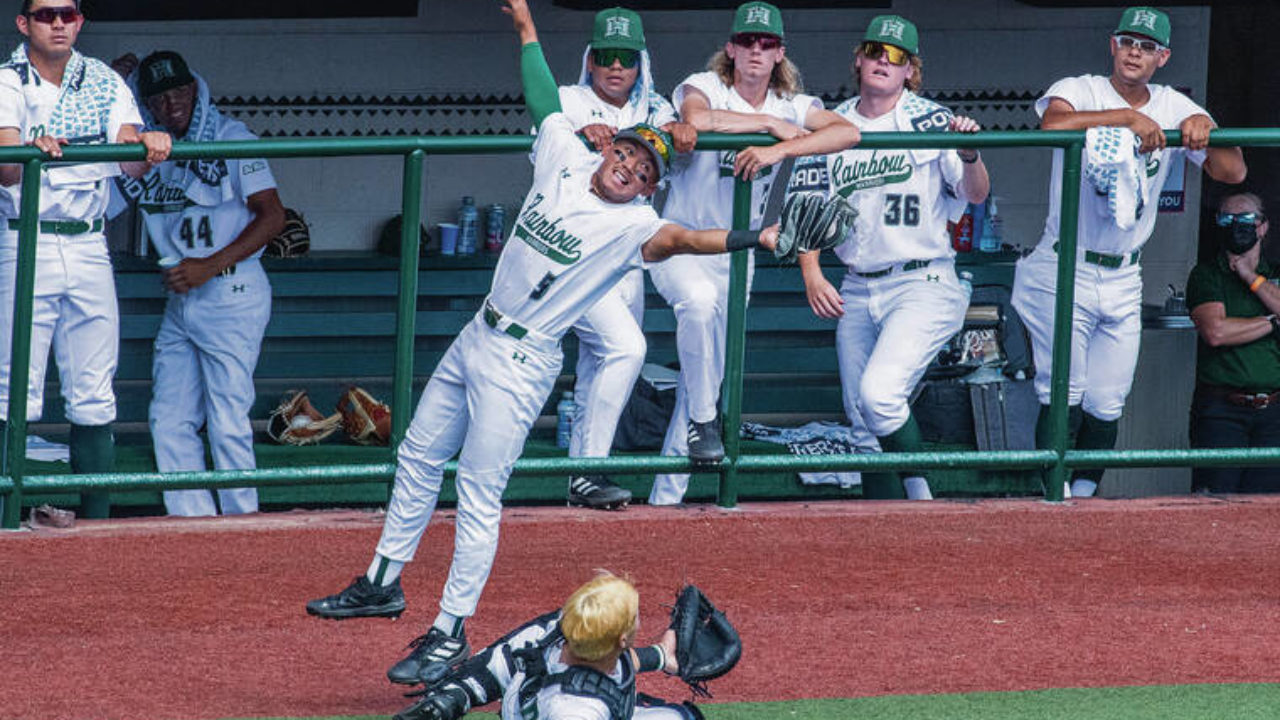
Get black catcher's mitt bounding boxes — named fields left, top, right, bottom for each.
left=774, top=192, right=857, bottom=264
left=669, top=585, right=742, bottom=697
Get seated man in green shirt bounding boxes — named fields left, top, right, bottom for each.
left=1187, top=192, right=1280, bottom=493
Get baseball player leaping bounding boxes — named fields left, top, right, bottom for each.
left=1011, top=6, right=1245, bottom=499
left=306, top=0, right=779, bottom=689
left=548, top=7, right=696, bottom=511
left=648, top=1, right=860, bottom=506
left=797, top=15, right=990, bottom=501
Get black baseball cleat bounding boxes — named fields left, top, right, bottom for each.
left=387, top=627, right=472, bottom=685
left=306, top=576, right=406, bottom=620
left=687, top=418, right=724, bottom=464
left=568, top=475, right=632, bottom=510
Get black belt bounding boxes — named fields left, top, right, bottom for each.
left=1200, top=384, right=1280, bottom=410
left=8, top=218, right=104, bottom=235
left=856, top=259, right=932, bottom=279
left=1051, top=242, right=1141, bottom=269
left=482, top=301, right=528, bottom=340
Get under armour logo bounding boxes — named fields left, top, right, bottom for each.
left=605, top=16, right=631, bottom=37
left=512, top=351, right=528, bottom=364
left=1131, top=10, right=1160, bottom=31
left=879, top=18, right=906, bottom=41
left=561, top=169, right=571, bottom=179
left=232, top=284, right=245, bottom=293
left=745, top=6, right=771, bottom=26
left=147, top=60, right=177, bottom=83
left=926, top=274, right=939, bottom=282
left=591, top=109, right=604, bottom=118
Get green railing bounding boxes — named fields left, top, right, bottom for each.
left=1, top=129, right=1278, bottom=529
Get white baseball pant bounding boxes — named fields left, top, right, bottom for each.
left=569, top=268, right=645, bottom=458
left=376, top=313, right=561, bottom=618
left=151, top=260, right=270, bottom=517
left=0, top=231, right=118, bottom=426
left=1011, top=245, right=1142, bottom=422
left=837, top=261, right=969, bottom=437
left=647, top=251, right=755, bottom=506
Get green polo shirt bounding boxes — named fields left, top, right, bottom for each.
left=1186, top=254, right=1280, bottom=392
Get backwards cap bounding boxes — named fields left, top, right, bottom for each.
left=614, top=123, right=674, bottom=181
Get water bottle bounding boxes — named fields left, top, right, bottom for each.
left=950, top=206, right=974, bottom=253
left=979, top=196, right=1002, bottom=252
left=556, top=391, right=575, bottom=449
left=457, top=196, right=479, bottom=255
left=959, top=270, right=974, bottom=297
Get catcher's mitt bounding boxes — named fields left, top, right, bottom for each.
left=668, top=585, right=742, bottom=698
left=266, top=390, right=342, bottom=446
left=265, top=208, right=310, bottom=258
left=774, top=192, right=857, bottom=264
left=337, top=386, right=392, bottom=446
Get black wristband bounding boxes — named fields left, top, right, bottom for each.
left=725, top=229, right=761, bottom=251
left=959, top=150, right=980, bottom=164
left=1270, top=314, right=1280, bottom=338
left=634, top=645, right=664, bottom=673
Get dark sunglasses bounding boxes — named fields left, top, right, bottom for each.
left=730, top=33, right=782, bottom=51
left=27, top=6, right=80, bottom=24
left=1217, top=211, right=1263, bottom=227
left=591, top=48, right=640, bottom=69
left=859, top=41, right=911, bottom=66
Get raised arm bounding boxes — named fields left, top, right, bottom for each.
left=503, top=0, right=561, bottom=128
left=641, top=222, right=779, bottom=263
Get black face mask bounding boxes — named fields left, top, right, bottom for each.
left=1216, top=219, right=1260, bottom=256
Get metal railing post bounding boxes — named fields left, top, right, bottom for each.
left=1045, top=143, right=1085, bottom=501
left=717, top=176, right=753, bottom=508
left=391, top=150, right=425, bottom=450
left=1, top=158, right=43, bottom=529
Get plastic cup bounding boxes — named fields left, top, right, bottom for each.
left=438, top=223, right=459, bottom=256
left=158, top=256, right=181, bottom=269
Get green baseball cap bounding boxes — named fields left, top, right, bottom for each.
left=1115, top=6, right=1171, bottom=47
left=614, top=123, right=674, bottom=180
left=732, top=1, right=784, bottom=39
left=864, top=15, right=919, bottom=56
left=592, top=7, right=646, bottom=51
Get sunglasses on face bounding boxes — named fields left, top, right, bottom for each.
left=27, top=6, right=80, bottom=24
left=859, top=41, right=911, bottom=66
left=1115, top=34, right=1166, bottom=54
left=730, top=33, right=782, bottom=51
left=1217, top=211, right=1262, bottom=227
left=591, top=48, right=640, bottom=69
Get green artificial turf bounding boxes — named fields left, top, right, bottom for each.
left=228, top=683, right=1280, bottom=720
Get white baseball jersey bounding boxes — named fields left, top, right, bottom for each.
left=1035, top=74, right=1208, bottom=255
left=660, top=71, right=819, bottom=231
left=492, top=112, right=666, bottom=340
left=825, top=92, right=968, bottom=272
left=559, top=46, right=677, bottom=131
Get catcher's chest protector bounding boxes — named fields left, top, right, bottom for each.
left=511, top=627, right=637, bottom=720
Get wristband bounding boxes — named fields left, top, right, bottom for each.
left=725, top=229, right=761, bottom=251
left=959, top=150, right=980, bottom=164
left=634, top=645, right=664, bottom=673
left=1251, top=275, right=1267, bottom=293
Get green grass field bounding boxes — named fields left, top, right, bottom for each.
left=233, top=683, right=1280, bottom=720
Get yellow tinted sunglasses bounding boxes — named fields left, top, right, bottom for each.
left=860, top=41, right=911, bottom=66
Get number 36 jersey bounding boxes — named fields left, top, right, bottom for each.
left=123, top=119, right=276, bottom=260
left=808, top=92, right=968, bottom=274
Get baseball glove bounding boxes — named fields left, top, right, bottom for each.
left=668, top=585, right=742, bottom=698
left=774, top=193, right=857, bottom=264
left=266, top=390, right=342, bottom=446
left=264, top=208, right=310, bottom=258
left=337, top=386, right=392, bottom=446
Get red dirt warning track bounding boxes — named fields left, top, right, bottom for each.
left=3, top=495, right=1280, bottom=720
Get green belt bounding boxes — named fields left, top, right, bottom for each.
left=482, top=302, right=528, bottom=340
left=1052, top=241, right=1141, bottom=269
left=7, top=218, right=105, bottom=235
left=856, top=259, right=931, bottom=279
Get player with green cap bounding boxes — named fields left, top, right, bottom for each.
left=1012, top=5, right=1247, bottom=499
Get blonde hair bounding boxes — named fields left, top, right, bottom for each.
left=707, top=48, right=804, bottom=98
left=850, top=51, right=924, bottom=93
left=561, top=572, right=639, bottom=662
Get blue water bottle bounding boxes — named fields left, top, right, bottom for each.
left=979, top=195, right=1002, bottom=252
left=457, top=196, right=479, bottom=255
left=556, top=391, right=575, bottom=449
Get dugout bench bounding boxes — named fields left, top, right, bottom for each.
left=17, top=247, right=1040, bottom=515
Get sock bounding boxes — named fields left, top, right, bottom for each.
left=1070, top=479, right=1098, bottom=498
left=1062, top=481, right=1072, bottom=500
left=1072, top=411, right=1119, bottom=489
left=433, top=611, right=465, bottom=638
left=70, top=423, right=115, bottom=519
left=869, top=416, right=924, bottom=500
left=366, top=555, right=404, bottom=586
left=903, top=476, right=933, bottom=500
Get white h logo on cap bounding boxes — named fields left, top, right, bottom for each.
left=148, top=60, right=175, bottom=82
left=605, top=16, right=630, bottom=37
left=1131, top=9, right=1159, bottom=31
left=880, top=18, right=906, bottom=41
left=746, top=6, right=770, bottom=26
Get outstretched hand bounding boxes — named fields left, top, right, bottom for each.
left=758, top=223, right=780, bottom=252
left=502, top=0, right=538, bottom=44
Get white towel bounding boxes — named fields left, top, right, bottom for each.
left=1084, top=126, right=1151, bottom=230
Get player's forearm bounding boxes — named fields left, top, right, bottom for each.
left=0, top=165, right=19, bottom=187
left=960, top=158, right=990, bottom=204
left=213, top=195, right=286, bottom=270
left=521, top=42, right=561, bottom=127
left=1040, top=107, right=1140, bottom=131
left=687, top=108, right=775, bottom=134
left=117, top=124, right=151, bottom=178
left=1203, top=146, right=1247, bottom=185
left=774, top=121, right=859, bottom=161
